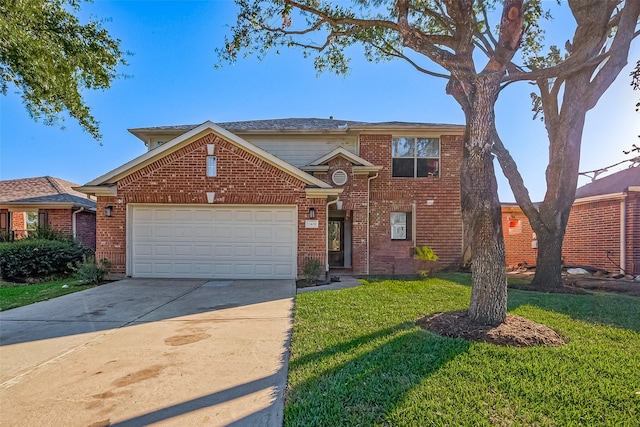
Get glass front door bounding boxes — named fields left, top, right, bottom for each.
left=328, top=219, right=344, bottom=267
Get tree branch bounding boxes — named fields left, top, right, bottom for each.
left=491, top=125, right=544, bottom=230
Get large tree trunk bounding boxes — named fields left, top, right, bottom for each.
left=530, top=227, right=564, bottom=287
left=461, top=76, right=507, bottom=326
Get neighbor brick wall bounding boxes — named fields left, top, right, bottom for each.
left=627, top=191, right=640, bottom=275
left=563, top=199, right=621, bottom=271
left=502, top=194, right=638, bottom=274
left=359, top=134, right=464, bottom=274
left=96, top=132, right=326, bottom=277
left=76, top=211, right=96, bottom=250
left=8, top=211, right=28, bottom=239
left=41, top=209, right=73, bottom=236
left=502, top=210, right=537, bottom=266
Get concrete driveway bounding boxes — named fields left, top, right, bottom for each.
left=0, top=279, right=295, bottom=426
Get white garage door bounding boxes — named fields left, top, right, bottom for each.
left=130, top=205, right=297, bottom=279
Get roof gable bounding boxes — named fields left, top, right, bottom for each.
left=307, top=147, right=376, bottom=167
left=85, top=121, right=332, bottom=189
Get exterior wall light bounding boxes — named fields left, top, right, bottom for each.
left=309, top=207, right=316, bottom=219
left=105, top=206, right=113, bottom=217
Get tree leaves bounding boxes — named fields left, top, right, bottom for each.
left=0, top=0, right=127, bottom=140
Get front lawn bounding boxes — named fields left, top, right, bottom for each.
left=285, top=274, right=640, bottom=426
left=0, top=279, right=95, bottom=311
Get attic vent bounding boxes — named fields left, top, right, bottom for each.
left=332, top=169, right=348, bottom=186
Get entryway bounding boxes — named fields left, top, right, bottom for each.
left=328, top=210, right=351, bottom=268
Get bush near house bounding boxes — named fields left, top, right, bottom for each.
left=0, top=239, right=86, bottom=281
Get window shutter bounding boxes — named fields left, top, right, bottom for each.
left=38, top=211, right=49, bottom=229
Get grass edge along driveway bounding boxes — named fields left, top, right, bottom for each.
left=0, top=279, right=95, bottom=311
left=285, top=274, right=640, bottom=426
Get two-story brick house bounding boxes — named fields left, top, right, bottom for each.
left=76, top=118, right=464, bottom=279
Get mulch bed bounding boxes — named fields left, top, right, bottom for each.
left=417, top=310, right=566, bottom=347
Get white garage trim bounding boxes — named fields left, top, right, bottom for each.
left=126, top=204, right=298, bottom=279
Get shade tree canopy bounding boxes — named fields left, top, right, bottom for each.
left=0, top=0, right=127, bottom=139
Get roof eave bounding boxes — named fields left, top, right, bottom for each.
left=0, top=202, right=96, bottom=211
left=305, top=188, right=344, bottom=199
left=73, top=185, right=118, bottom=197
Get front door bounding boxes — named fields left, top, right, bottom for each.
left=328, top=219, right=344, bottom=267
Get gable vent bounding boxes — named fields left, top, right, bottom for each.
left=332, top=169, right=348, bottom=186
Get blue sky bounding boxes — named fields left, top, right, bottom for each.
left=0, top=0, right=638, bottom=202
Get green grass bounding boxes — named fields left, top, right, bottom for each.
left=0, top=279, right=95, bottom=311
left=285, top=274, right=640, bottom=426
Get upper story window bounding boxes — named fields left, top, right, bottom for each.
left=392, top=137, right=440, bottom=178
left=206, top=156, right=217, bottom=177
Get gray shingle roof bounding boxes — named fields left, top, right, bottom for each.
left=575, top=166, right=640, bottom=199
left=131, top=118, right=462, bottom=133
left=0, top=176, right=96, bottom=209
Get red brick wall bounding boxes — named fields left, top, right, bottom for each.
left=43, top=209, right=73, bottom=236
left=564, top=199, right=621, bottom=270
left=96, top=132, right=326, bottom=276
left=314, top=156, right=370, bottom=273
left=502, top=210, right=537, bottom=266
left=502, top=194, right=638, bottom=274
left=359, top=134, right=464, bottom=274
left=627, top=191, right=640, bottom=275
left=76, top=211, right=96, bottom=250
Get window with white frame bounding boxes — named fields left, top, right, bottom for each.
left=392, top=137, right=440, bottom=178
left=206, top=156, right=217, bottom=177
left=391, top=212, right=412, bottom=240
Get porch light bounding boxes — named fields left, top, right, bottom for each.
left=105, top=206, right=113, bottom=217
left=309, top=207, right=316, bottom=219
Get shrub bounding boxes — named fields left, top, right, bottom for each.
left=303, top=258, right=323, bottom=285
left=414, top=246, right=439, bottom=279
left=24, top=227, right=72, bottom=241
left=0, top=239, right=86, bottom=281
left=70, top=255, right=111, bottom=284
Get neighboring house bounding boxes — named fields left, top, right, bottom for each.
left=0, top=176, right=97, bottom=249
left=502, top=166, right=640, bottom=275
left=76, top=118, right=465, bottom=279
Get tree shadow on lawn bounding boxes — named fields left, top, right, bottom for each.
left=284, top=323, right=471, bottom=426
left=507, top=288, right=640, bottom=333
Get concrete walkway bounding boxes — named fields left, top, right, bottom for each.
left=0, top=279, right=295, bottom=426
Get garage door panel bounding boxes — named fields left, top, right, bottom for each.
left=134, top=225, right=153, bottom=239
left=154, top=263, right=172, bottom=274
left=154, top=227, right=172, bottom=239
left=275, top=264, right=294, bottom=276
left=234, top=228, right=253, bottom=239
left=134, top=244, right=152, bottom=256
left=275, top=210, right=295, bottom=221
left=255, top=211, right=273, bottom=221
left=214, top=228, right=233, bottom=239
left=235, top=211, right=253, bottom=222
left=130, top=205, right=297, bottom=279
left=154, top=210, right=174, bottom=221
left=154, top=245, right=172, bottom=256
left=234, top=246, right=253, bottom=257
left=255, top=264, right=273, bottom=275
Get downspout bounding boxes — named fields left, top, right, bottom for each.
left=326, top=198, right=339, bottom=279
left=412, top=202, right=417, bottom=248
left=366, top=173, right=379, bottom=275
left=72, top=207, right=85, bottom=240
left=620, top=197, right=626, bottom=275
